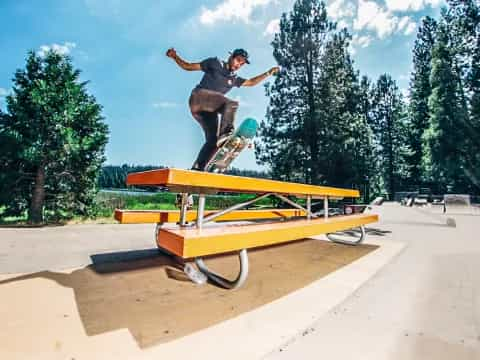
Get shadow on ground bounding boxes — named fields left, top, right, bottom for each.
left=0, top=240, right=378, bottom=349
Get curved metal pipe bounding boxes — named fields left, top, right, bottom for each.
left=195, top=249, right=249, bottom=289
left=326, top=225, right=366, bottom=245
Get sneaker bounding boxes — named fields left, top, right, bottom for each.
left=216, top=129, right=234, bottom=147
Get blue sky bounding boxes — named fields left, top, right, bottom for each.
left=0, top=0, right=444, bottom=170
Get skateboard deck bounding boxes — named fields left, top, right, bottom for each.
left=176, top=118, right=258, bottom=210
left=205, top=117, right=258, bottom=173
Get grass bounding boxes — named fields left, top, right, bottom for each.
left=96, top=191, right=277, bottom=212
left=2, top=189, right=357, bottom=226
left=0, top=191, right=279, bottom=226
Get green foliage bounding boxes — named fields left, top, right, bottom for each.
left=424, top=24, right=461, bottom=189
left=99, top=164, right=164, bottom=189
left=93, top=191, right=276, bottom=219
left=256, top=0, right=374, bottom=193
left=256, top=0, right=334, bottom=183
left=408, top=16, right=437, bottom=184
left=402, top=0, right=480, bottom=194
left=0, top=50, right=109, bottom=223
left=98, top=165, right=272, bottom=190
left=466, top=32, right=480, bottom=188
left=370, top=74, right=411, bottom=197
left=421, top=1, right=480, bottom=193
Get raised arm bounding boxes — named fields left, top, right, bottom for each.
left=166, top=48, right=201, bottom=71
left=242, top=66, right=280, bottom=87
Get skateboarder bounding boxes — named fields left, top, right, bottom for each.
left=166, top=47, right=279, bottom=170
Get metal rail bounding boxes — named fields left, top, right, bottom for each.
left=326, top=226, right=366, bottom=245
left=196, top=192, right=273, bottom=225
left=185, top=191, right=254, bottom=288
left=195, top=250, right=249, bottom=289
left=163, top=190, right=367, bottom=288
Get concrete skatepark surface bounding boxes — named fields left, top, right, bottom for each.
left=0, top=203, right=478, bottom=359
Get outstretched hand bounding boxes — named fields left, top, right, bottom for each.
left=268, top=66, right=280, bottom=76
left=166, top=48, right=177, bottom=59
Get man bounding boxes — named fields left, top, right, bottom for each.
left=166, top=47, right=279, bottom=170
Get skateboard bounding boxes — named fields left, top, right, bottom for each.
left=205, top=117, right=258, bottom=173
left=175, top=118, right=258, bottom=211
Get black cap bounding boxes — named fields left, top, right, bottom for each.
left=231, top=48, right=250, bottom=64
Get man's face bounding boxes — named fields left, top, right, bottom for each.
left=229, top=56, right=246, bottom=72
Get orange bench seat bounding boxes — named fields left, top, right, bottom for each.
left=158, top=213, right=379, bottom=258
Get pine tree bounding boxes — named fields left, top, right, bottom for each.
left=455, top=0, right=480, bottom=191
left=419, top=0, right=480, bottom=193
left=424, top=24, right=469, bottom=192
left=464, top=30, right=480, bottom=189
left=408, top=16, right=437, bottom=185
left=0, top=51, right=109, bottom=223
left=256, top=0, right=336, bottom=183
left=318, top=30, right=374, bottom=189
left=357, top=76, right=381, bottom=200
left=370, top=75, right=411, bottom=198
left=256, top=0, right=372, bottom=190
left=444, top=0, right=479, bottom=78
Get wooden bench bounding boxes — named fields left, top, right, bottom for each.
left=158, top=214, right=378, bottom=258
left=114, top=209, right=307, bottom=224
left=125, top=168, right=379, bottom=289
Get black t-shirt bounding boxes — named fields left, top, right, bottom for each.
left=195, top=57, right=246, bottom=94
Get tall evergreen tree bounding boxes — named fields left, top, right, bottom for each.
left=370, top=75, right=411, bottom=198
left=408, top=16, right=437, bottom=185
left=256, top=0, right=372, bottom=190
left=444, top=0, right=479, bottom=80
left=357, top=76, right=381, bottom=199
left=0, top=51, right=109, bottom=223
left=451, top=0, right=480, bottom=191
left=319, top=31, right=374, bottom=189
left=464, top=30, right=480, bottom=189
left=418, top=0, right=480, bottom=193
left=256, top=0, right=335, bottom=183
left=424, top=24, right=470, bottom=192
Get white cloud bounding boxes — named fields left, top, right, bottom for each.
left=397, top=16, right=417, bottom=35
left=385, top=0, right=443, bottom=12
left=397, top=16, right=410, bottom=31
left=327, top=0, right=356, bottom=20
left=404, top=21, right=417, bottom=35
left=153, top=101, right=179, bottom=109
left=38, top=42, right=77, bottom=57
left=385, top=0, right=424, bottom=12
left=352, top=34, right=373, bottom=48
left=0, top=88, right=8, bottom=97
left=354, top=0, right=398, bottom=38
left=349, top=34, right=373, bottom=55
left=264, top=18, right=280, bottom=36
left=353, top=0, right=419, bottom=38
left=199, top=0, right=273, bottom=25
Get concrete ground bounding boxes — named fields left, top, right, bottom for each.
left=266, top=203, right=480, bottom=360
left=0, top=203, right=478, bottom=359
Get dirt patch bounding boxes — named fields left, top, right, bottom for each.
left=0, top=239, right=377, bottom=348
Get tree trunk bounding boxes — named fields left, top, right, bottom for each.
left=29, top=163, right=46, bottom=224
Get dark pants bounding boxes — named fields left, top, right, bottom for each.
left=189, top=89, right=239, bottom=170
